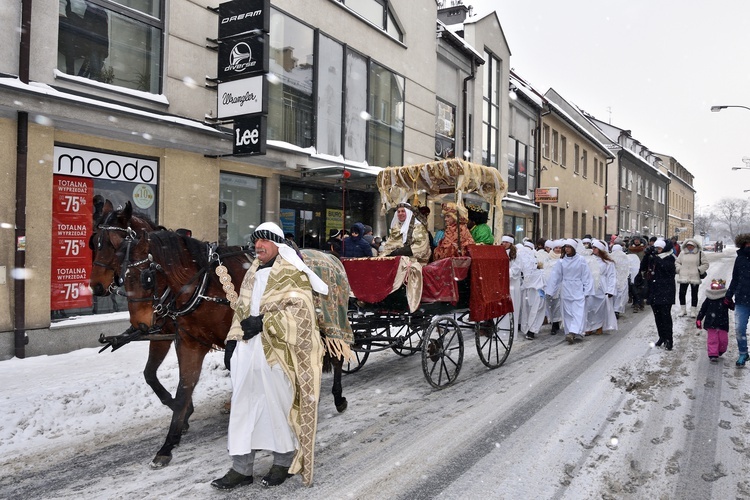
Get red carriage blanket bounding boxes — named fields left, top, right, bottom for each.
left=420, top=256, right=471, bottom=303
left=343, top=256, right=423, bottom=312
left=466, top=244, right=513, bottom=322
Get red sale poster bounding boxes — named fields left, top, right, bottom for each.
left=51, top=175, right=94, bottom=310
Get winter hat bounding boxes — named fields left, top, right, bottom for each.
left=564, top=238, right=578, bottom=248
left=523, top=240, right=535, bottom=250
left=612, top=244, right=623, bottom=253
left=654, top=239, right=666, bottom=249
left=501, top=235, right=514, bottom=244
left=544, top=239, right=553, bottom=249
left=581, top=237, right=592, bottom=244
left=552, top=239, right=564, bottom=249
left=592, top=239, right=607, bottom=252
left=706, top=279, right=727, bottom=300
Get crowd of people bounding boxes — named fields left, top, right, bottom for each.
left=212, top=203, right=750, bottom=492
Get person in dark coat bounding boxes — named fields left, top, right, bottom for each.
left=726, top=233, right=750, bottom=366
left=640, top=238, right=676, bottom=350
left=696, top=279, right=730, bottom=361
left=628, top=235, right=647, bottom=312
left=325, top=229, right=345, bottom=259
left=341, top=222, right=374, bottom=258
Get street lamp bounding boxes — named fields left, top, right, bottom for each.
left=711, top=105, right=750, bottom=112
left=732, top=157, right=750, bottom=170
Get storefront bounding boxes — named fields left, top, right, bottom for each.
left=51, top=145, right=159, bottom=320
left=279, top=181, right=376, bottom=250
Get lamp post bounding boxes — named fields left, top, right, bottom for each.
left=732, top=157, right=750, bottom=170
left=711, top=105, right=750, bottom=113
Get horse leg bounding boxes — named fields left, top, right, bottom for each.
left=144, top=340, right=194, bottom=434
left=144, top=340, right=175, bottom=408
left=330, top=354, right=348, bottom=413
left=150, top=341, right=208, bottom=469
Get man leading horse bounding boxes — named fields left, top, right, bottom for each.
left=213, top=222, right=328, bottom=490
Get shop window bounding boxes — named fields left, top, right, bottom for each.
left=57, top=0, right=163, bottom=93
left=51, top=145, right=159, bottom=320
left=219, top=172, right=264, bottom=246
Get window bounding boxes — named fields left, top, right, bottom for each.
left=594, top=158, right=599, bottom=184
left=435, top=100, right=456, bottom=159
left=581, top=213, right=586, bottom=237
left=338, top=0, right=403, bottom=41
left=507, top=138, right=528, bottom=195
left=551, top=130, right=559, bottom=163
left=621, top=167, right=627, bottom=188
left=542, top=124, right=550, bottom=159
left=572, top=211, right=579, bottom=237
left=627, top=171, right=633, bottom=191
left=599, top=161, right=605, bottom=186
left=560, top=135, right=567, bottom=167
left=574, top=144, right=580, bottom=174
left=344, top=49, right=368, bottom=161
left=57, top=0, right=163, bottom=93
left=368, top=61, right=404, bottom=167
left=52, top=145, right=159, bottom=320
left=482, top=51, right=501, bottom=168
left=268, top=11, right=315, bottom=148
left=220, top=172, right=264, bottom=246
left=637, top=176, right=643, bottom=195
left=316, top=35, right=344, bottom=156
left=582, top=150, right=588, bottom=178
left=559, top=208, right=566, bottom=237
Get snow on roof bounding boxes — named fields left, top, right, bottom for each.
left=545, top=98, right=614, bottom=159
left=0, top=75, right=223, bottom=135
left=437, top=20, right=484, bottom=63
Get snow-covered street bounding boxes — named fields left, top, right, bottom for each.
left=1, top=250, right=748, bottom=499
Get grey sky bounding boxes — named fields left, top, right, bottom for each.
left=469, top=0, right=750, bottom=211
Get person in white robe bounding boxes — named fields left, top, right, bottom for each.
left=543, top=240, right=564, bottom=335
left=500, top=235, right=523, bottom=338
left=213, top=222, right=328, bottom=490
left=545, top=238, right=594, bottom=343
left=520, top=240, right=546, bottom=339
left=610, top=244, right=631, bottom=315
left=584, top=239, right=618, bottom=334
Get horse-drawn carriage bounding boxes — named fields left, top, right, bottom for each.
left=86, top=159, right=513, bottom=468
left=339, top=159, right=515, bottom=388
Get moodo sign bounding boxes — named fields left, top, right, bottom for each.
left=53, top=146, right=158, bottom=184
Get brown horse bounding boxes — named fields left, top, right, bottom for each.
left=98, top=215, right=351, bottom=468
left=89, top=202, right=185, bottom=426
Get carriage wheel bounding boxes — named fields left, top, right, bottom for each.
left=342, top=348, right=370, bottom=374
left=391, top=320, right=426, bottom=356
left=475, top=313, right=514, bottom=369
left=421, top=317, right=464, bottom=389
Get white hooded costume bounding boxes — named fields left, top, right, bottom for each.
left=545, top=239, right=594, bottom=336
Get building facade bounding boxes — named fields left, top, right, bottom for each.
left=655, top=153, right=696, bottom=239
left=1, top=0, right=445, bottom=359
left=538, top=89, right=613, bottom=241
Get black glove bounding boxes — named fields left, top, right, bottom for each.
left=644, top=246, right=656, bottom=256
left=240, top=314, right=264, bottom=340
left=224, top=339, right=237, bottom=371
left=388, top=245, right=413, bottom=257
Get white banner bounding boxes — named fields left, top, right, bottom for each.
left=53, top=146, right=158, bottom=185
left=217, top=76, right=265, bottom=119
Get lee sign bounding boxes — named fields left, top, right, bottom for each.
left=234, top=115, right=267, bottom=156
left=217, top=75, right=267, bottom=119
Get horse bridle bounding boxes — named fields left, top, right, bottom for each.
left=91, top=216, right=136, bottom=293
